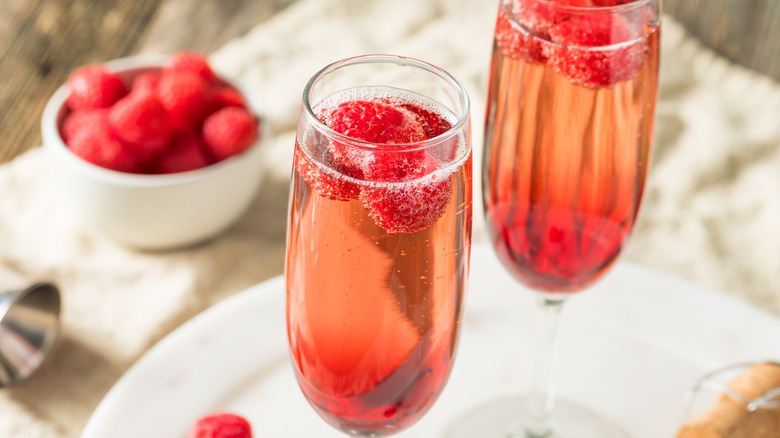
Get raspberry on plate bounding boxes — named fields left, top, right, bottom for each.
left=544, top=14, right=646, bottom=87
left=68, top=121, right=141, bottom=173
left=108, top=92, right=172, bottom=160
left=188, top=412, right=252, bottom=438
left=66, top=65, right=127, bottom=110
left=202, top=107, right=259, bottom=162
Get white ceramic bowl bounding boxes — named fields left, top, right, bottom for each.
left=42, top=55, right=266, bottom=251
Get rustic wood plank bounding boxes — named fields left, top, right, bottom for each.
left=665, top=0, right=780, bottom=80
left=0, top=0, right=162, bottom=164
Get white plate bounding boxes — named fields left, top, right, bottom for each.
left=81, top=243, right=780, bottom=438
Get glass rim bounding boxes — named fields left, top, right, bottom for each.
left=301, top=54, right=471, bottom=154
left=530, top=0, right=653, bottom=13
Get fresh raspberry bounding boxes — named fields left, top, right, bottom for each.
left=165, top=51, right=217, bottom=84
left=201, top=107, right=258, bottom=162
left=157, top=71, right=212, bottom=128
left=360, top=152, right=452, bottom=234
left=399, top=102, right=453, bottom=139
left=66, top=65, right=127, bottom=110
left=325, top=100, right=427, bottom=145
left=188, top=413, right=252, bottom=438
left=132, top=72, right=160, bottom=95
left=544, top=14, right=646, bottom=87
left=294, top=147, right=362, bottom=201
left=68, top=121, right=141, bottom=173
left=152, top=129, right=210, bottom=174
left=210, top=86, right=248, bottom=111
left=108, top=93, right=172, bottom=160
left=61, top=109, right=109, bottom=144
left=323, top=99, right=427, bottom=186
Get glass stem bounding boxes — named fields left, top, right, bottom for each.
left=523, top=294, right=566, bottom=438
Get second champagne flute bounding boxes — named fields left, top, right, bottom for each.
left=451, top=0, right=661, bottom=437
left=285, top=55, right=473, bottom=436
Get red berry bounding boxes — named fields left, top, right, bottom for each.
left=210, top=86, right=247, bottom=111
left=157, top=71, right=212, bottom=128
left=325, top=100, right=426, bottom=145
left=61, top=109, right=109, bottom=144
left=66, top=65, right=127, bottom=110
left=202, top=107, right=258, bottom=162
left=188, top=413, right=252, bottom=438
left=294, top=147, right=362, bottom=201
left=545, top=14, right=646, bottom=87
left=68, top=122, right=141, bottom=173
left=153, top=129, right=210, bottom=174
left=360, top=152, right=452, bottom=234
left=132, top=72, right=160, bottom=95
left=108, top=93, right=172, bottom=160
left=166, top=51, right=217, bottom=84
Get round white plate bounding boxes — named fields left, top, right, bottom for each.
left=80, top=243, right=780, bottom=438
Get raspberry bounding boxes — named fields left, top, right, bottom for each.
left=157, top=71, right=212, bottom=128
left=294, top=147, right=362, bottom=201
left=66, top=65, right=127, bottom=110
left=68, top=121, right=141, bottom=173
left=61, top=109, right=109, bottom=144
left=202, top=107, right=258, bottom=162
left=132, top=72, right=160, bottom=95
left=188, top=413, right=252, bottom=438
left=211, top=86, right=247, bottom=111
left=108, top=93, right=172, bottom=160
left=326, top=100, right=427, bottom=145
left=166, top=51, right=217, bottom=84
left=545, top=14, right=646, bottom=87
left=152, top=129, right=210, bottom=174
left=360, top=152, right=452, bottom=234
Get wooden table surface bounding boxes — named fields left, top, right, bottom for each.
left=1, top=0, right=778, bottom=166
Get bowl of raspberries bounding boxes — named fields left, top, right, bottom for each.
left=42, top=52, right=266, bottom=250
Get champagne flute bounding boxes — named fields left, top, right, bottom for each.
left=285, top=55, right=473, bottom=436
left=452, top=0, right=661, bottom=436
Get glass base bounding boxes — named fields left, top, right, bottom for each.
left=444, top=395, right=628, bottom=438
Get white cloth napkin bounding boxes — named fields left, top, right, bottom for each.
left=0, top=0, right=778, bottom=436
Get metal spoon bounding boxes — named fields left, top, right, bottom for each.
left=0, top=283, right=61, bottom=387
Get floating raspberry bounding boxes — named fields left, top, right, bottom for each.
left=399, top=102, right=453, bottom=139
left=166, top=51, right=217, bottom=84
left=361, top=152, right=452, bottom=234
left=68, top=122, right=141, bottom=173
left=108, top=93, right=172, bottom=161
left=545, top=14, right=646, bottom=87
left=153, top=129, right=210, bottom=174
left=211, top=86, right=247, bottom=111
left=132, top=72, right=160, bottom=95
left=202, top=107, right=258, bottom=162
left=188, top=413, right=252, bottom=438
left=295, top=147, right=362, bottom=201
left=66, top=65, right=127, bottom=110
left=61, top=109, right=109, bottom=144
left=326, top=100, right=427, bottom=145
left=157, top=71, right=212, bottom=128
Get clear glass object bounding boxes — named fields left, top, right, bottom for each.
left=449, top=0, right=662, bottom=437
left=285, top=55, right=473, bottom=436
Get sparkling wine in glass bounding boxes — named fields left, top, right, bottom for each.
left=452, top=0, right=661, bottom=437
left=285, top=55, right=473, bottom=436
